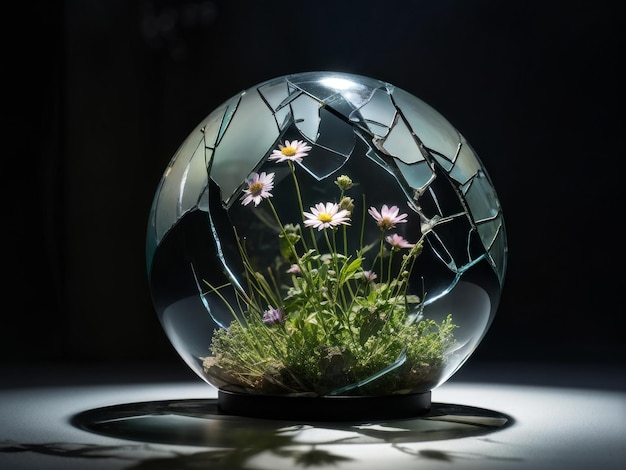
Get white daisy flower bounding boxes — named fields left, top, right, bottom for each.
left=303, top=202, right=351, bottom=231
left=269, top=139, right=312, bottom=163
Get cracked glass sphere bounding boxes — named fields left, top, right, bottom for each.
left=146, top=71, right=507, bottom=403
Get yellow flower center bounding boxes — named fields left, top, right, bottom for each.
left=249, top=182, right=264, bottom=194
left=318, top=213, right=333, bottom=223
left=281, top=146, right=297, bottom=156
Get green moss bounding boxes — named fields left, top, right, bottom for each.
left=207, top=309, right=456, bottom=396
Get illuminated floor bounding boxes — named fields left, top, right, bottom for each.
left=0, top=363, right=624, bottom=469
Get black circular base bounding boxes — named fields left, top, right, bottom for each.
left=217, top=389, right=432, bottom=422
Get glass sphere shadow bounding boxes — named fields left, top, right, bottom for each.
left=71, top=398, right=514, bottom=448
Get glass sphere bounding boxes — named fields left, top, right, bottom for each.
left=146, top=71, right=507, bottom=406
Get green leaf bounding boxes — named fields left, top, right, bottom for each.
left=299, top=249, right=317, bottom=264
left=278, top=231, right=301, bottom=260
left=359, top=315, right=385, bottom=345
left=305, top=312, right=319, bottom=325
left=317, top=263, right=329, bottom=281
left=339, top=257, right=362, bottom=285
left=359, top=241, right=378, bottom=256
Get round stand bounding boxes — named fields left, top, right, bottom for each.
left=217, top=389, right=432, bottom=421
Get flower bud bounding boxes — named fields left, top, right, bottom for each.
left=339, top=196, right=354, bottom=213
left=335, top=175, right=353, bottom=190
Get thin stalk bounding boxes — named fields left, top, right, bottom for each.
left=203, top=281, right=243, bottom=327
left=387, top=249, right=395, bottom=294
left=378, top=233, right=385, bottom=284
left=288, top=161, right=316, bottom=253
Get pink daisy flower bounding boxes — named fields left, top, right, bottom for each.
left=303, top=202, right=351, bottom=231
left=240, top=171, right=275, bottom=207
left=269, top=139, right=312, bottom=163
left=385, top=233, right=415, bottom=250
left=368, top=204, right=409, bottom=231
left=362, top=270, right=378, bottom=282
left=286, top=264, right=301, bottom=275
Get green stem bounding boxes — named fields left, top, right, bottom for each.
left=339, top=189, right=348, bottom=256
left=203, top=281, right=243, bottom=327
left=234, top=231, right=279, bottom=309
left=392, top=234, right=426, bottom=299
left=266, top=199, right=327, bottom=316
left=360, top=194, right=367, bottom=249
left=288, top=161, right=315, bottom=253
left=387, top=249, right=394, bottom=294
left=378, top=232, right=385, bottom=284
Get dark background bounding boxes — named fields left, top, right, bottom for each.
left=5, top=0, right=624, bottom=376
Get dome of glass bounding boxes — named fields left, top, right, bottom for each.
left=146, top=71, right=507, bottom=420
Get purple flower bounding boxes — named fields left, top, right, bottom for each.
left=262, top=306, right=284, bottom=325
